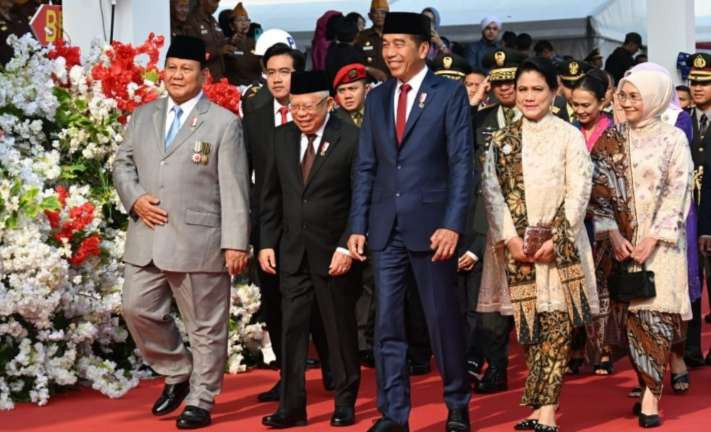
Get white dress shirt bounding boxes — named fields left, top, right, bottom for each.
left=165, top=91, right=203, bottom=138
left=392, top=65, right=429, bottom=125
left=299, top=114, right=329, bottom=161
left=298, top=114, right=350, bottom=258
left=274, top=99, right=293, bottom=127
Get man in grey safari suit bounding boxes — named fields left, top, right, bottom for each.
left=113, top=36, right=250, bottom=430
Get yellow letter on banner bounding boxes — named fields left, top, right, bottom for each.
left=45, top=10, right=57, bottom=43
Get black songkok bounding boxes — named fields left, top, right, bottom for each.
left=382, top=12, right=430, bottom=40
left=290, top=71, right=330, bottom=95
left=166, top=36, right=207, bottom=67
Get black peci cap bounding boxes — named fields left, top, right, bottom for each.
left=382, top=12, right=430, bottom=40
left=290, top=70, right=330, bottom=95
left=166, top=35, right=207, bottom=67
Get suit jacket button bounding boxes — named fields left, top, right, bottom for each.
left=395, top=193, right=400, bottom=197
left=397, top=165, right=402, bottom=169
left=160, top=161, right=166, bottom=166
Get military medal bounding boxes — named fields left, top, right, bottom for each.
left=419, top=93, right=427, bottom=108
left=193, top=141, right=211, bottom=165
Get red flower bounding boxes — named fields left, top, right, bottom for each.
left=55, top=185, right=68, bottom=207
left=202, top=75, right=241, bottom=117
left=45, top=210, right=60, bottom=229
left=68, top=202, right=95, bottom=232
left=48, top=39, right=81, bottom=69
left=70, top=235, right=102, bottom=266
left=90, top=33, right=165, bottom=122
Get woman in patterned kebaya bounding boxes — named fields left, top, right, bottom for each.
left=482, top=57, right=599, bottom=432
left=588, top=64, right=693, bottom=429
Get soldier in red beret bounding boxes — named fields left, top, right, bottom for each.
left=332, top=63, right=369, bottom=127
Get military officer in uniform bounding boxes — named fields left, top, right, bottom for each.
left=354, top=0, right=390, bottom=82
left=469, top=48, right=526, bottom=394
left=113, top=36, right=250, bottom=430
left=555, top=58, right=586, bottom=123
left=170, top=0, right=193, bottom=38
left=190, top=0, right=234, bottom=80
left=688, top=53, right=711, bottom=365
left=224, top=2, right=262, bottom=87
left=332, top=63, right=369, bottom=127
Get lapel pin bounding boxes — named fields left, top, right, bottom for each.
left=502, top=144, right=512, bottom=155
left=191, top=116, right=198, bottom=128
left=419, top=93, right=427, bottom=108
left=320, top=142, right=330, bottom=156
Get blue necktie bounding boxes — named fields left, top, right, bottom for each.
left=165, top=105, right=183, bottom=150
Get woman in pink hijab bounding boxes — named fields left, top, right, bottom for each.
left=311, top=10, right=342, bottom=71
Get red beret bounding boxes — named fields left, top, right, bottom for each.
left=333, top=63, right=367, bottom=90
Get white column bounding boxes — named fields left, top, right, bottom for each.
left=646, top=0, right=695, bottom=83
left=63, top=0, right=170, bottom=63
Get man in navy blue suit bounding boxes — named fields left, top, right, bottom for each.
left=347, top=12, right=473, bottom=432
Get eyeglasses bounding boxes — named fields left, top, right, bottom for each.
left=289, top=96, right=328, bottom=113
left=616, top=91, right=643, bottom=103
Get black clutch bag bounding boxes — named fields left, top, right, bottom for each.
left=608, top=261, right=656, bottom=303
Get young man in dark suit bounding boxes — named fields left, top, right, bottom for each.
left=348, top=12, right=473, bottom=432
left=259, top=71, right=362, bottom=429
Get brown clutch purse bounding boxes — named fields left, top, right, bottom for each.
left=523, top=226, right=553, bottom=256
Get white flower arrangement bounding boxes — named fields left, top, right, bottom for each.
left=0, top=34, right=263, bottom=410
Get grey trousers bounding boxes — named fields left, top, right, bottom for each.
left=122, top=263, right=230, bottom=411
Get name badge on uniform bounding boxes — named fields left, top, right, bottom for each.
left=192, top=141, right=211, bottom=165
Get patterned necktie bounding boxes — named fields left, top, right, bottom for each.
left=503, top=106, right=515, bottom=126
left=301, top=134, right=317, bottom=183
left=396, top=83, right=412, bottom=146
left=165, top=105, right=183, bottom=150
left=278, top=105, right=289, bottom=126
left=701, top=113, right=709, bottom=138
left=351, top=110, right=363, bottom=127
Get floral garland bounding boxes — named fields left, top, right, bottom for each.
left=0, top=34, right=262, bottom=410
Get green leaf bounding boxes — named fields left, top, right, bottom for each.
left=41, top=196, right=61, bottom=211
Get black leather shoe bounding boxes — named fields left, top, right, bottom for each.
left=330, top=406, right=355, bottom=427
left=446, top=407, right=470, bottom=432
left=176, top=405, right=211, bottom=429
left=467, top=360, right=484, bottom=382
left=262, top=411, right=307, bottom=428
left=684, top=355, right=705, bottom=368
left=639, top=413, right=662, bottom=428
left=257, top=380, right=281, bottom=402
left=475, top=366, right=507, bottom=394
left=514, top=419, right=538, bottom=430
left=367, top=416, right=409, bottom=432
left=152, top=381, right=189, bottom=416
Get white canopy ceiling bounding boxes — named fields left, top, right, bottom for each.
left=218, top=0, right=711, bottom=44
